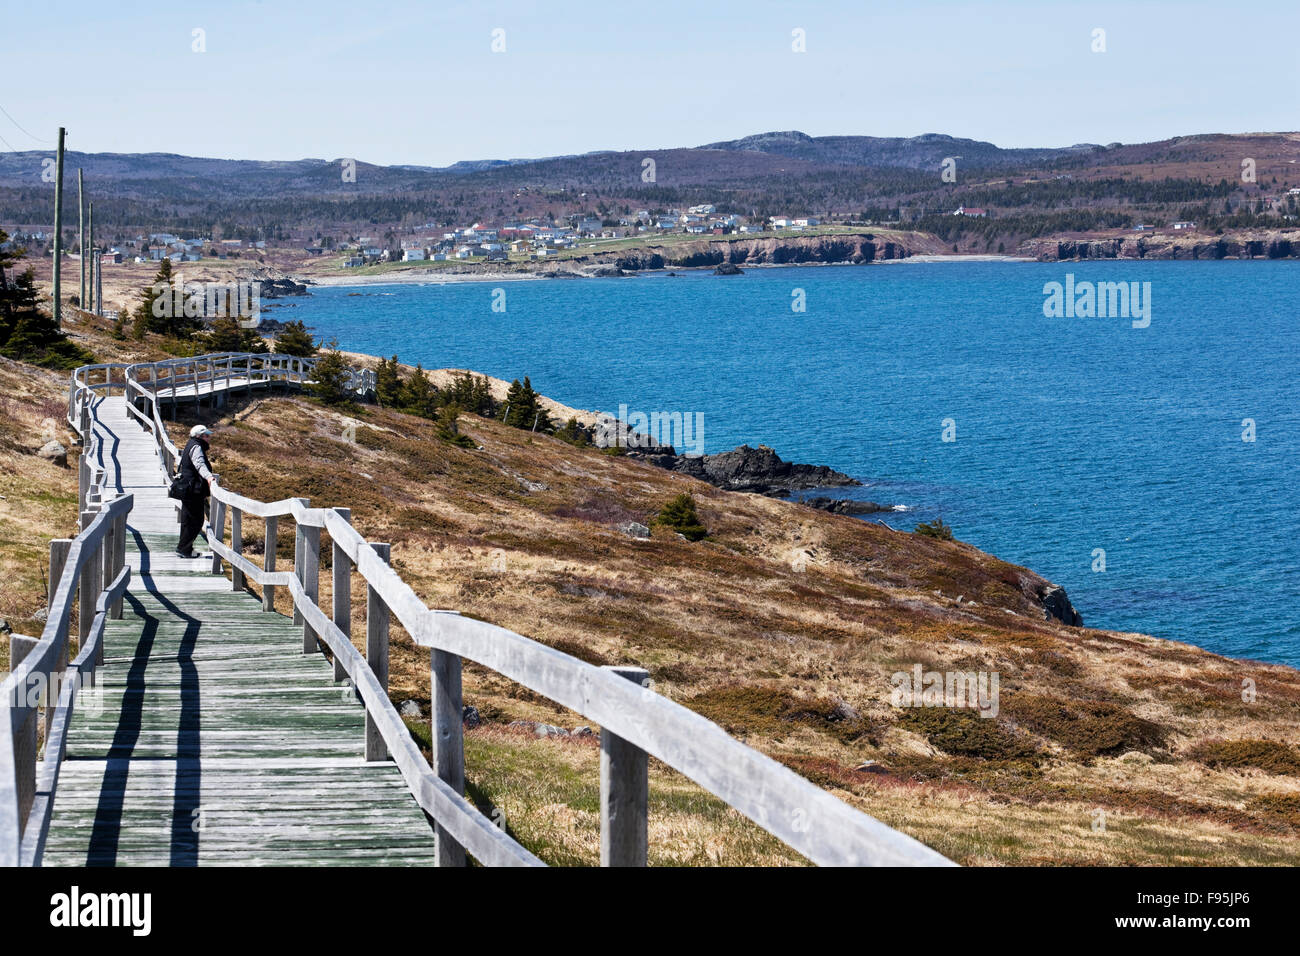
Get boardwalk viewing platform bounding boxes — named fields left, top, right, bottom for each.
left=1, top=353, right=951, bottom=867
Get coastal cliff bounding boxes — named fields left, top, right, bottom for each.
left=610, top=233, right=924, bottom=270
left=1023, top=231, right=1300, bottom=261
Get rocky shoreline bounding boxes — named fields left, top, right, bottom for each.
left=629, top=443, right=860, bottom=495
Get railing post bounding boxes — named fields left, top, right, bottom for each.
left=209, top=496, right=225, bottom=575
left=331, top=508, right=352, bottom=682
left=230, top=506, right=244, bottom=590
left=262, top=515, right=278, bottom=611
left=292, top=498, right=309, bottom=627
left=112, top=510, right=126, bottom=619
left=47, top=538, right=72, bottom=737
left=430, top=646, right=466, bottom=867
left=9, top=635, right=40, bottom=837
left=301, top=519, right=320, bottom=654
left=101, top=510, right=116, bottom=644
left=365, top=543, right=391, bottom=761
left=77, top=437, right=89, bottom=515
left=78, top=510, right=98, bottom=647
left=600, top=665, right=651, bottom=867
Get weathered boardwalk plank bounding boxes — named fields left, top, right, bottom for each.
left=41, top=397, right=436, bottom=867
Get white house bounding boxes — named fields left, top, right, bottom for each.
left=403, top=248, right=426, bottom=261
left=1172, top=221, right=1197, bottom=230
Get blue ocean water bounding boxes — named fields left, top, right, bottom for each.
left=286, top=261, right=1300, bottom=668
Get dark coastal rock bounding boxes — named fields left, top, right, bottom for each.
left=799, top=496, right=889, bottom=515
left=258, top=278, right=310, bottom=298
left=1039, top=583, right=1083, bottom=627
left=713, top=262, right=744, bottom=275
left=637, top=444, right=859, bottom=496
left=589, top=266, right=627, bottom=277
left=253, top=318, right=294, bottom=336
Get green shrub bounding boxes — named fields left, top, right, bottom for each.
left=1003, top=693, right=1167, bottom=758
left=1189, top=739, right=1300, bottom=776
left=915, top=517, right=955, bottom=541
left=436, top=404, right=476, bottom=448
left=654, top=492, right=707, bottom=541
left=899, top=708, right=1039, bottom=760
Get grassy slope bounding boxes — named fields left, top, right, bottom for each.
left=3, top=315, right=1299, bottom=865
left=184, top=390, right=1300, bottom=866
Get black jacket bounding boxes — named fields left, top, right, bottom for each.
left=177, top=437, right=212, bottom=498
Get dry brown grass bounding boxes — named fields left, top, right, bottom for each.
left=183, top=388, right=1300, bottom=865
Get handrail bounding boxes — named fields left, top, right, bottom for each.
left=0, top=494, right=133, bottom=866
left=207, top=495, right=950, bottom=866
left=114, top=352, right=375, bottom=481
left=64, top=354, right=952, bottom=867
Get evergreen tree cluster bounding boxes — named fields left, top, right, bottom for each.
left=373, top=358, right=566, bottom=444
left=375, top=357, right=497, bottom=421
left=130, top=259, right=204, bottom=340
left=498, top=376, right=551, bottom=432
left=0, top=230, right=95, bottom=370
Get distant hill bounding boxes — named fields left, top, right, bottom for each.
left=1, top=130, right=1296, bottom=248
left=698, top=130, right=1103, bottom=169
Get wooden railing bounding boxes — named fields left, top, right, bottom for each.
left=113, top=352, right=374, bottom=480
left=38, top=356, right=954, bottom=867
left=0, top=488, right=132, bottom=866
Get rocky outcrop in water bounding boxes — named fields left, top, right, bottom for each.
left=635, top=444, right=860, bottom=496
left=258, top=277, right=311, bottom=298
left=798, top=496, right=890, bottom=515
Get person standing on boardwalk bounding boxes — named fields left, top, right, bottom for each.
left=175, top=424, right=218, bottom=558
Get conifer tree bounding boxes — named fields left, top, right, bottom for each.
left=375, top=355, right=407, bottom=408
left=132, top=258, right=173, bottom=339
left=403, top=364, right=438, bottom=418
left=274, top=319, right=317, bottom=357
left=653, top=493, right=707, bottom=541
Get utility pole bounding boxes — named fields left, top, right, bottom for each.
left=78, top=168, right=85, bottom=310
left=52, top=127, right=65, bottom=327
left=87, top=201, right=95, bottom=316
left=95, top=230, right=103, bottom=316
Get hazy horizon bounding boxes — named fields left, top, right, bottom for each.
left=3, top=0, right=1297, bottom=166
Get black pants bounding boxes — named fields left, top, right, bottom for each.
left=177, top=494, right=208, bottom=554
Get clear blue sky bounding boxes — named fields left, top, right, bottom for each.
left=3, top=0, right=1296, bottom=166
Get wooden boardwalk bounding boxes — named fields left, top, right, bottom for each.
left=41, top=397, right=437, bottom=866
left=4, top=357, right=948, bottom=867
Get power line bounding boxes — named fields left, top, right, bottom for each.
left=0, top=102, right=53, bottom=144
